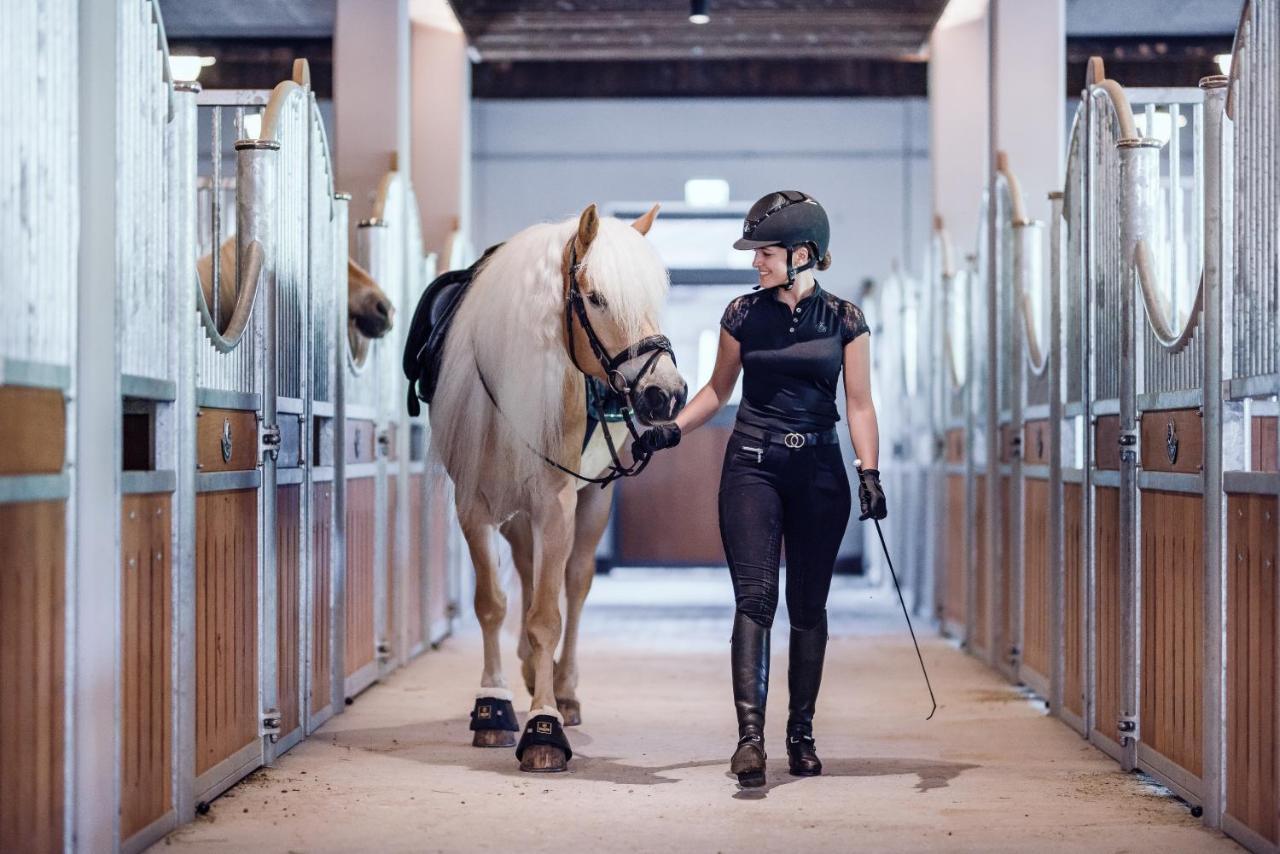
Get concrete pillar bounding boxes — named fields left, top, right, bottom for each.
left=410, top=4, right=471, bottom=260
left=929, top=7, right=989, bottom=248
left=333, top=0, right=411, bottom=231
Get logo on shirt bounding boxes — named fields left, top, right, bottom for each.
left=815, top=322, right=827, bottom=333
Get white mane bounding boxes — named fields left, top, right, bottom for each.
left=430, top=214, right=669, bottom=521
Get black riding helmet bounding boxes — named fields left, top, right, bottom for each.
left=733, top=190, right=830, bottom=289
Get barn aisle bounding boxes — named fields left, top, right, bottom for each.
left=157, top=571, right=1238, bottom=853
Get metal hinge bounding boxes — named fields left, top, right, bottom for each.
left=1118, top=428, right=1139, bottom=463
left=262, top=709, right=282, bottom=743
left=1009, top=435, right=1023, bottom=460
left=376, top=640, right=392, bottom=662
left=1117, top=714, right=1139, bottom=746
left=376, top=430, right=391, bottom=457
left=260, top=423, right=281, bottom=461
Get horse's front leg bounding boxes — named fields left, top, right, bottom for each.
left=555, top=480, right=614, bottom=726
left=517, top=480, right=577, bottom=772
left=460, top=517, right=519, bottom=748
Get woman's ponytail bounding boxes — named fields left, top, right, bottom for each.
left=817, top=251, right=833, bottom=271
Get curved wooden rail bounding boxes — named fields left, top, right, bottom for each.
left=1087, top=57, right=1140, bottom=142
left=1224, top=0, right=1251, bottom=120
left=997, top=153, right=1049, bottom=375
left=934, top=220, right=966, bottom=390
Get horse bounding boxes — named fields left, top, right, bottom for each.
left=429, top=203, right=687, bottom=772
left=197, top=236, right=395, bottom=344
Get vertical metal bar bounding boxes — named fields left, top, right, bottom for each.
left=331, top=194, right=349, bottom=714
left=1171, top=103, right=1183, bottom=322
left=1048, top=192, right=1066, bottom=721
left=211, top=106, right=221, bottom=329
left=1199, top=73, right=1229, bottom=830
left=985, top=0, right=1001, bottom=668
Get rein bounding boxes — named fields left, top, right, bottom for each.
left=472, top=238, right=676, bottom=489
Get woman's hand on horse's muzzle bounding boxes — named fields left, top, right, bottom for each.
left=857, top=468, right=887, bottom=521
left=634, top=423, right=681, bottom=459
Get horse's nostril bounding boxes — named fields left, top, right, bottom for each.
left=641, top=385, right=668, bottom=415
left=376, top=300, right=391, bottom=319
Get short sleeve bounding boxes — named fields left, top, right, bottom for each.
left=841, top=302, right=870, bottom=345
left=720, top=295, right=752, bottom=341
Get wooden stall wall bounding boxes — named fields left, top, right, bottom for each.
left=427, top=472, right=451, bottom=639
left=0, top=501, right=66, bottom=853
left=1225, top=492, right=1278, bottom=847
left=121, top=494, right=172, bottom=839
left=345, top=477, right=377, bottom=680
left=277, top=485, right=302, bottom=739
left=386, top=474, right=398, bottom=664
left=944, top=474, right=967, bottom=628
left=973, top=474, right=989, bottom=654
left=310, top=482, right=334, bottom=720
left=1022, top=479, right=1051, bottom=681
left=1000, top=475, right=1014, bottom=668
left=407, top=473, right=426, bottom=653
left=1094, top=486, right=1123, bottom=749
left=1063, top=482, right=1085, bottom=719
left=195, top=490, right=259, bottom=776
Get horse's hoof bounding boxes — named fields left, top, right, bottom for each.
left=472, top=729, right=517, bottom=748
left=519, top=744, right=568, bottom=773
left=556, top=699, right=582, bottom=727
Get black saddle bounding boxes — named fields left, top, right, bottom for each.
left=403, top=244, right=501, bottom=416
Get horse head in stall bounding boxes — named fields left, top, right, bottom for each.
left=429, top=203, right=686, bottom=772
left=197, top=237, right=395, bottom=347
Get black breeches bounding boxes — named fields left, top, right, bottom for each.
left=717, top=430, right=852, bottom=631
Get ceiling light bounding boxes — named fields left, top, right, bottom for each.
left=169, top=55, right=215, bottom=83
left=690, top=0, right=710, bottom=25
left=1215, top=53, right=1232, bottom=75
left=685, top=178, right=730, bottom=207
left=240, top=113, right=262, bottom=140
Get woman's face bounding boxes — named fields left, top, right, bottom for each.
left=751, top=245, right=809, bottom=289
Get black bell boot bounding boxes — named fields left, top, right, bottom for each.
left=786, top=613, right=828, bottom=776
left=729, top=611, right=770, bottom=787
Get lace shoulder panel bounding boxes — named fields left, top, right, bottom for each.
left=720, top=293, right=756, bottom=340
left=837, top=298, right=870, bottom=344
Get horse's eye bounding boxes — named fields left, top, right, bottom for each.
left=587, top=293, right=608, bottom=309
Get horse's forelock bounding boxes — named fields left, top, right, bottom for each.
left=580, top=217, right=669, bottom=339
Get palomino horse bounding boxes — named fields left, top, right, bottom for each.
left=197, top=236, right=395, bottom=343
left=430, top=203, right=686, bottom=772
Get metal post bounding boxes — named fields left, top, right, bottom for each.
left=331, top=195, right=350, bottom=713
left=986, top=0, right=1002, bottom=668
left=1117, top=136, right=1161, bottom=772
left=1048, top=191, right=1066, bottom=719
left=1199, top=73, right=1229, bottom=829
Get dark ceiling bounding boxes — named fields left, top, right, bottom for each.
left=446, top=0, right=947, bottom=62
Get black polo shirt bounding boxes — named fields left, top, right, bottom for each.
left=720, top=283, right=870, bottom=434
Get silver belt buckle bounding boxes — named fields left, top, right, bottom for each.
left=783, top=432, right=806, bottom=449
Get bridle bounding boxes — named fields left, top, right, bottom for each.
left=475, top=237, right=678, bottom=488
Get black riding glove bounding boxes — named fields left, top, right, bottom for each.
left=633, top=423, right=681, bottom=458
left=858, top=468, right=887, bottom=521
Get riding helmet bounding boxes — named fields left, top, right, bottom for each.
left=733, top=190, right=830, bottom=286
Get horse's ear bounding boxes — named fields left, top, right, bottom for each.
left=631, top=203, right=660, bottom=236
left=575, top=204, right=600, bottom=254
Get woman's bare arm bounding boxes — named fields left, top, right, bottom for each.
left=842, top=334, right=880, bottom=469
left=674, top=329, right=742, bottom=435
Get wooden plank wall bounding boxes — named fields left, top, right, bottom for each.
left=0, top=501, right=66, bottom=854
left=1094, top=486, right=1123, bottom=745
left=1064, top=483, right=1085, bottom=718
left=427, top=472, right=450, bottom=631
left=386, top=475, right=398, bottom=661
left=407, top=473, right=425, bottom=652
left=1001, top=475, right=1014, bottom=664
left=1022, top=479, right=1051, bottom=678
left=276, top=486, right=301, bottom=738
left=1225, top=492, right=1278, bottom=845
left=1140, top=489, right=1205, bottom=779
left=121, top=494, right=172, bottom=839
left=944, top=474, right=966, bottom=626
left=974, top=474, right=988, bottom=651
left=309, top=482, right=333, bottom=718
left=345, top=477, right=377, bottom=677
left=195, top=490, right=259, bottom=776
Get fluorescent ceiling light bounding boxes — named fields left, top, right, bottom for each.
left=690, top=0, right=710, bottom=24
left=1215, top=53, right=1232, bottom=75
left=169, top=55, right=215, bottom=82
left=684, top=178, right=730, bottom=207
left=935, top=0, right=987, bottom=31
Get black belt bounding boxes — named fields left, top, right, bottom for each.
left=733, top=423, right=840, bottom=449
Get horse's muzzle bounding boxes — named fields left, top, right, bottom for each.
left=633, top=379, right=687, bottom=426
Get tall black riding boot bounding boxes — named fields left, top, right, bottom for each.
left=729, top=611, right=770, bottom=787
left=786, top=613, right=828, bottom=776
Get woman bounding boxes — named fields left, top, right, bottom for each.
left=635, top=190, right=886, bottom=787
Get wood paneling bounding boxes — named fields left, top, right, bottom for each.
left=1094, top=486, right=1123, bottom=744
left=1023, top=420, right=1051, bottom=466
left=346, top=419, right=376, bottom=464
left=945, top=428, right=965, bottom=464
left=0, top=501, right=65, bottom=853
left=1095, top=415, right=1121, bottom=471
left=1000, top=475, right=1014, bottom=662
left=310, top=482, right=333, bottom=717
left=345, top=477, right=377, bottom=677
left=943, top=474, right=966, bottom=625
left=1250, top=416, right=1277, bottom=473
left=1140, top=408, right=1203, bottom=474
left=974, top=474, right=988, bottom=647
left=384, top=423, right=398, bottom=462
left=1226, top=493, right=1277, bottom=845
left=427, top=472, right=450, bottom=631
left=1064, top=483, right=1085, bottom=718
left=406, top=474, right=425, bottom=652
left=385, top=475, right=398, bottom=663
left=1023, top=478, right=1051, bottom=677
left=0, top=386, right=65, bottom=475
left=195, top=490, right=259, bottom=776
left=617, top=424, right=731, bottom=564
left=196, top=408, right=258, bottom=473
left=276, top=485, right=301, bottom=738
left=121, top=494, right=172, bottom=839
left=1140, top=489, right=1204, bottom=777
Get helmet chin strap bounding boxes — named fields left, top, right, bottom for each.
left=784, top=245, right=817, bottom=289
